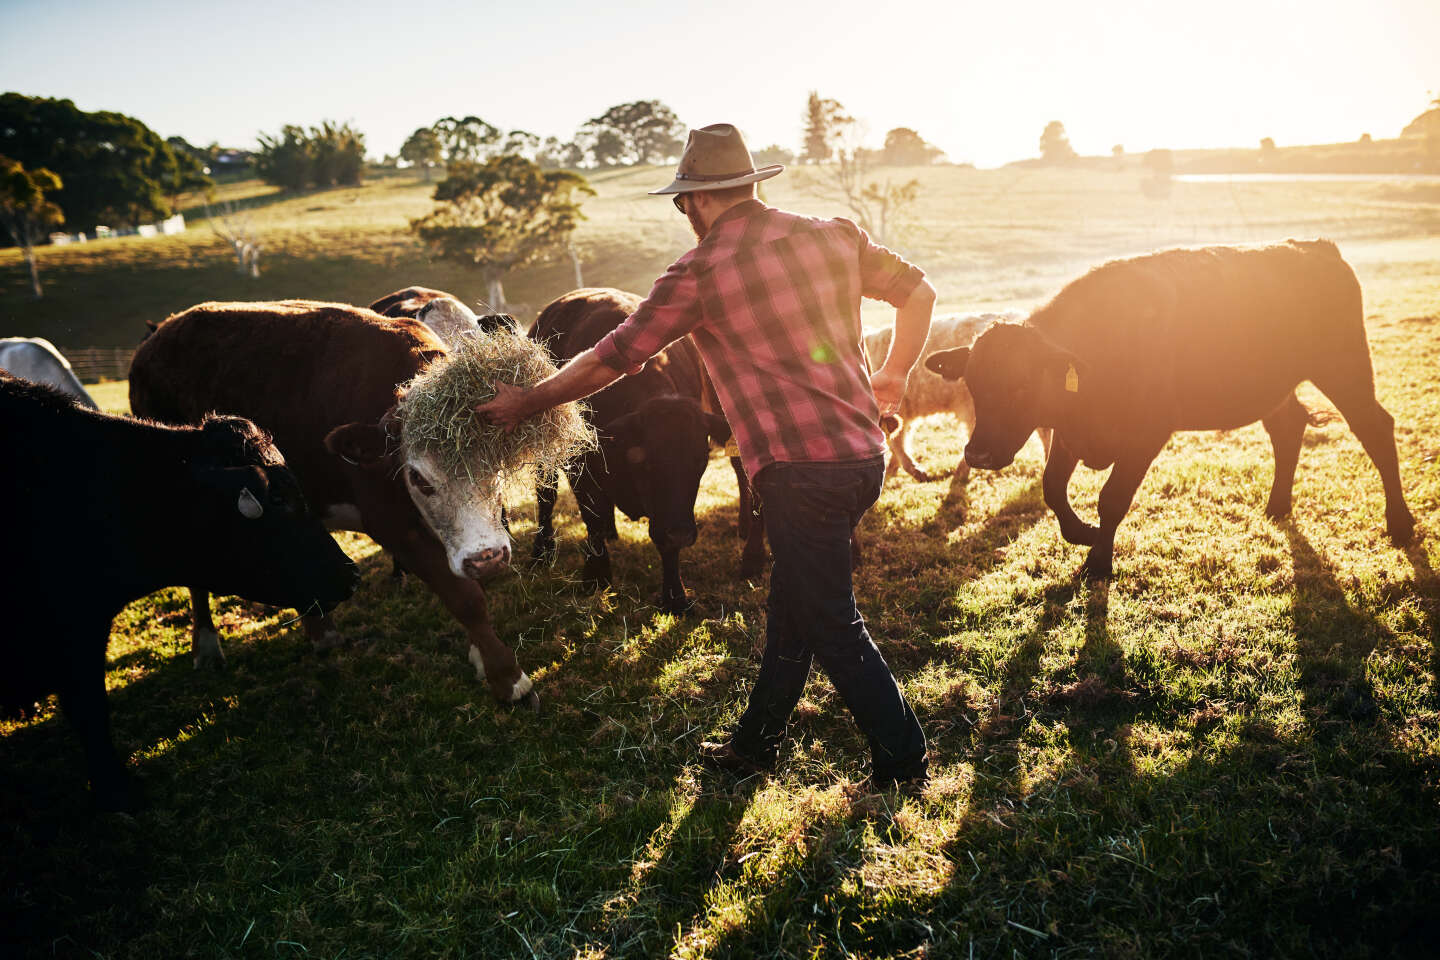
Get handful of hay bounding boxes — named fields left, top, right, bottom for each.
left=397, top=327, right=596, bottom=487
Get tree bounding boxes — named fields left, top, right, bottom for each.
left=400, top=126, right=442, bottom=180
left=206, top=199, right=262, bottom=278
left=254, top=124, right=313, bottom=190
left=308, top=120, right=365, bottom=187
left=500, top=129, right=541, bottom=161
left=751, top=144, right=795, bottom=166
left=881, top=127, right=944, bottom=166
left=1039, top=121, right=1077, bottom=163
left=0, top=93, right=212, bottom=233
left=0, top=154, right=64, bottom=297
left=1140, top=148, right=1173, bottom=199
left=432, top=116, right=501, bottom=165
left=801, top=91, right=852, bottom=163
left=577, top=100, right=685, bottom=166
left=802, top=117, right=919, bottom=245
left=410, top=154, right=593, bottom=310
left=254, top=121, right=365, bottom=190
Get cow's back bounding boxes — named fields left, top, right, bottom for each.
left=130, top=301, right=445, bottom=502
left=531, top=288, right=704, bottom=420
left=1032, top=240, right=1362, bottom=429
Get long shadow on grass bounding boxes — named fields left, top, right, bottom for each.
left=1282, top=522, right=1390, bottom=732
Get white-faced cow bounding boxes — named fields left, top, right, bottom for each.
left=529, top=288, right=729, bottom=613
left=2, top=373, right=357, bottom=811
left=129, top=300, right=537, bottom=707
left=0, top=337, right=98, bottom=409
left=924, top=240, right=1417, bottom=579
left=366, top=286, right=517, bottom=347
left=863, top=312, right=1050, bottom=482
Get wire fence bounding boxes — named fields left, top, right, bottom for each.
left=59, top=347, right=135, bottom=384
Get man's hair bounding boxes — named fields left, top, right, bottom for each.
left=704, top=183, right=756, bottom=206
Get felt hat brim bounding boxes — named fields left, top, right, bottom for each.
left=648, top=163, right=785, bottom=195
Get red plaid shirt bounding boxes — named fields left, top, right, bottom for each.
left=593, top=200, right=925, bottom=479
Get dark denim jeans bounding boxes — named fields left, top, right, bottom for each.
left=733, top=457, right=928, bottom=781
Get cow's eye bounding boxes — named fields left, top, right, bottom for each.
left=408, top=467, right=437, bottom=497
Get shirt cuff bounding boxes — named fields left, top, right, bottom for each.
left=593, top=331, right=645, bottom=376
left=880, top=266, right=926, bottom=308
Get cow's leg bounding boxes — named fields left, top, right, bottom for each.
left=1080, top=445, right=1164, bottom=581
left=734, top=456, right=767, bottom=579
left=1311, top=376, right=1416, bottom=545
left=532, top=466, right=559, bottom=565
left=1043, top=439, right=1099, bottom=546
left=1261, top=392, right=1309, bottom=519
left=57, top=634, right=136, bottom=811
left=567, top=463, right=614, bottom=591
left=189, top=587, right=225, bottom=670
left=890, top=425, right=933, bottom=483
left=389, top=534, right=535, bottom=708
left=657, top=546, right=694, bottom=614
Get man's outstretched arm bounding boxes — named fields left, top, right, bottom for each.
left=870, top=278, right=937, bottom=415
left=474, top=347, right=620, bottom=431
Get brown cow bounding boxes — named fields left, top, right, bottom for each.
left=130, top=300, right=537, bottom=707
left=924, top=239, right=1416, bottom=579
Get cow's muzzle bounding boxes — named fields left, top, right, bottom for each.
left=654, top=526, right=698, bottom=551
left=462, top=545, right=511, bottom=579
left=964, top=446, right=1013, bottom=471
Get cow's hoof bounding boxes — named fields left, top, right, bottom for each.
left=1264, top=498, right=1293, bottom=520
left=1388, top=512, right=1417, bottom=547
left=92, top=773, right=143, bottom=814
left=1078, top=555, right=1114, bottom=582
left=1062, top=523, right=1101, bottom=547
left=659, top=594, right=696, bottom=615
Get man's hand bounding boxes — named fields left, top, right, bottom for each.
left=871, top=367, right=908, bottom=419
left=473, top=382, right=533, bottom=433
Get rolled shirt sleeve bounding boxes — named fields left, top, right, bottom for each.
left=837, top=218, right=926, bottom=307
left=593, top=256, right=705, bottom=374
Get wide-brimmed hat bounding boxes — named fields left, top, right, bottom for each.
left=649, top=123, right=784, bottom=195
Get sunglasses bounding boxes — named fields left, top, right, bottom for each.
left=672, top=193, right=687, bottom=213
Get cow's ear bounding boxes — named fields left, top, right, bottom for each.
left=925, top=347, right=969, bottom=381
left=1050, top=351, right=1089, bottom=395
left=324, top=422, right=389, bottom=467
left=606, top=411, right=643, bottom=446
left=704, top=413, right=731, bottom=446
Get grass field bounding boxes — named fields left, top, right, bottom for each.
left=3, top=167, right=1439, bottom=958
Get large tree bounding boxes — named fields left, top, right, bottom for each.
left=577, top=100, right=685, bottom=166
left=432, top=115, right=502, bottom=165
left=400, top=126, right=442, bottom=180
left=0, top=154, right=64, bottom=297
left=254, top=120, right=366, bottom=190
left=0, top=93, right=212, bottom=233
left=410, top=154, right=593, bottom=309
left=1039, top=120, right=1077, bottom=163
left=801, top=92, right=852, bottom=163
left=881, top=127, right=944, bottom=166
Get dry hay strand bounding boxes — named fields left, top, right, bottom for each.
left=397, top=328, right=595, bottom=488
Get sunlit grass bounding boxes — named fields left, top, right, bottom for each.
left=3, top=170, right=1439, bottom=958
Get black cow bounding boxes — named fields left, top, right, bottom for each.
left=2, top=374, right=357, bottom=810
left=530, top=288, right=729, bottom=613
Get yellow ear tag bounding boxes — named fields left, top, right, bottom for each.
left=1064, top=363, right=1080, bottom=393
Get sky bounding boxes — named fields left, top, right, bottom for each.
left=2, top=0, right=1436, bottom=169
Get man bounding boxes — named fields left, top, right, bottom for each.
left=476, top=123, right=934, bottom=789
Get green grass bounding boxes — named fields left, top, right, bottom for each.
left=3, top=169, right=1440, bottom=958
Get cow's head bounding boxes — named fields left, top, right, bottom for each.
left=324, top=406, right=512, bottom=579
left=191, top=415, right=358, bottom=613
left=415, top=297, right=518, bottom=348
left=925, top=322, right=1086, bottom=470
left=600, top=396, right=730, bottom=551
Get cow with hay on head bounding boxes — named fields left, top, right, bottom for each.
left=130, top=299, right=593, bottom=709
